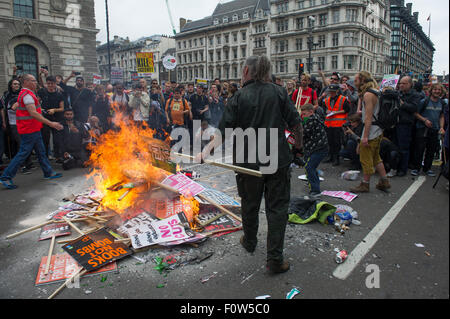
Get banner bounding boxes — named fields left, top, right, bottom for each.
left=111, top=67, right=123, bottom=84
left=380, top=74, right=400, bottom=90
left=93, top=74, right=102, bottom=85
left=136, top=52, right=155, bottom=76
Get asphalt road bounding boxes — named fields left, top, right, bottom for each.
left=0, top=158, right=448, bottom=300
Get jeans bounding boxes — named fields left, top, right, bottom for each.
left=340, top=139, right=360, bottom=166
left=0, top=126, right=4, bottom=163
left=1, top=131, right=55, bottom=180
left=413, top=128, right=440, bottom=172
left=305, top=149, right=328, bottom=193
left=395, top=124, right=414, bottom=173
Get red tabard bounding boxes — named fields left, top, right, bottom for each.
left=16, top=88, right=43, bottom=134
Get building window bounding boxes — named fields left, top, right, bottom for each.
left=343, top=55, right=356, bottom=70
left=276, top=60, right=288, bottom=73
left=346, top=9, right=358, bottom=22
left=241, top=31, right=246, bottom=41
left=13, top=0, right=34, bottom=19
left=318, top=35, right=326, bottom=48
left=14, top=44, right=38, bottom=78
left=241, top=47, right=246, bottom=58
left=296, top=17, right=304, bottom=30
left=214, top=19, right=219, bottom=25
left=332, top=10, right=340, bottom=23
left=243, top=11, right=249, bottom=19
left=276, top=40, right=288, bottom=53
left=344, top=32, right=358, bottom=46
left=332, top=33, right=339, bottom=46
left=309, top=0, right=316, bottom=7
left=331, top=55, right=338, bottom=69
left=318, top=56, right=325, bottom=70
left=233, top=66, right=238, bottom=78
left=277, top=2, right=289, bottom=13
left=319, top=13, right=327, bottom=26
left=298, top=1, right=305, bottom=9
left=277, top=20, right=289, bottom=32
left=233, top=48, right=238, bottom=59
left=296, top=38, right=303, bottom=51
left=233, top=14, right=238, bottom=21
left=233, top=33, right=238, bottom=42
left=223, top=16, right=228, bottom=23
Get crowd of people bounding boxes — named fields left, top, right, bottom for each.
left=0, top=65, right=448, bottom=193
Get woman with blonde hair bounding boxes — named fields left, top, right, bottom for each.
left=350, top=71, right=390, bottom=193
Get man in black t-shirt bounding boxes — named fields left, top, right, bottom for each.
left=60, top=72, right=94, bottom=123
left=188, top=85, right=210, bottom=121
left=38, top=76, right=65, bottom=159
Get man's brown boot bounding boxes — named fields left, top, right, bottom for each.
left=376, top=178, right=391, bottom=192
left=266, top=260, right=290, bottom=274
left=350, top=181, right=370, bottom=193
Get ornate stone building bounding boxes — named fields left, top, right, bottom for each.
left=0, top=0, right=98, bottom=89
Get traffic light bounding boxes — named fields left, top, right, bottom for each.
left=299, top=63, right=305, bottom=79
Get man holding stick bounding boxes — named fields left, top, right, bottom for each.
left=197, top=55, right=303, bottom=274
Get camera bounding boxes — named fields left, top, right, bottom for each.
left=342, top=122, right=351, bottom=129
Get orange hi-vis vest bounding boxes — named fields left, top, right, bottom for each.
left=324, top=95, right=348, bottom=128
left=16, top=88, right=43, bottom=134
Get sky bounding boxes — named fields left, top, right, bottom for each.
left=94, top=0, right=449, bottom=75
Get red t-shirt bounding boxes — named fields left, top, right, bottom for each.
left=291, top=87, right=317, bottom=108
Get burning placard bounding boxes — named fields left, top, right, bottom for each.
left=62, top=229, right=132, bottom=272
left=161, top=173, right=206, bottom=197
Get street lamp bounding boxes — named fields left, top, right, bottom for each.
left=307, top=16, right=317, bottom=74
left=105, top=0, right=112, bottom=82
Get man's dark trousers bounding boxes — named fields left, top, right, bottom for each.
left=236, top=166, right=291, bottom=263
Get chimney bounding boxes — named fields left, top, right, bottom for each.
left=113, top=35, right=119, bottom=43
left=180, top=18, right=187, bottom=30
left=406, top=3, right=412, bottom=15
left=413, top=12, right=418, bottom=22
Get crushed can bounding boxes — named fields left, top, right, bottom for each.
left=335, top=250, right=348, bottom=264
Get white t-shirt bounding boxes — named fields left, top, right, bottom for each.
left=23, top=94, right=35, bottom=106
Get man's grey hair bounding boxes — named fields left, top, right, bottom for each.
left=244, top=55, right=272, bottom=82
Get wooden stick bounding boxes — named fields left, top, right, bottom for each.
left=73, top=212, right=108, bottom=223
left=203, top=226, right=242, bottom=237
left=173, top=152, right=263, bottom=177
left=48, top=268, right=88, bottom=299
left=6, top=220, right=53, bottom=239
left=62, top=217, right=85, bottom=236
left=199, top=212, right=226, bottom=227
left=44, top=235, right=56, bottom=275
left=118, top=189, right=132, bottom=201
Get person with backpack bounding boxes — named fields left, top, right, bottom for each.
left=165, top=87, right=192, bottom=131
left=350, top=71, right=390, bottom=193
left=411, top=83, right=447, bottom=177
left=394, top=76, right=422, bottom=177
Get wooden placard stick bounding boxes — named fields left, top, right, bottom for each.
left=44, top=235, right=56, bottom=275
left=73, top=212, right=108, bottom=223
left=6, top=220, right=53, bottom=239
left=48, top=268, right=88, bottom=299
left=199, top=212, right=227, bottom=227
left=203, top=226, right=242, bottom=237
left=173, top=152, right=263, bottom=178
left=62, top=217, right=85, bottom=236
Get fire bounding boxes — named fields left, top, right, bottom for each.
left=87, top=108, right=168, bottom=214
left=180, top=195, right=200, bottom=228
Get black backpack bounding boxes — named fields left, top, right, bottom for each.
left=368, top=88, right=400, bottom=131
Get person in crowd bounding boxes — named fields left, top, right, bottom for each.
left=292, top=74, right=320, bottom=118
left=340, top=113, right=363, bottom=170
left=198, top=55, right=303, bottom=274
left=350, top=71, right=390, bottom=193
left=318, top=71, right=343, bottom=100
left=37, top=76, right=65, bottom=160
left=322, top=84, right=350, bottom=166
left=394, top=76, right=422, bottom=177
left=165, top=87, right=191, bottom=131
left=208, top=84, right=224, bottom=128
left=163, top=81, right=173, bottom=101
left=411, top=83, right=447, bottom=177
left=139, top=79, right=150, bottom=96
left=129, top=83, right=150, bottom=127
left=111, top=82, right=130, bottom=117
left=185, top=83, right=196, bottom=100
left=189, top=85, right=210, bottom=122
left=147, top=100, right=167, bottom=140
left=300, top=103, right=329, bottom=199
left=57, top=108, right=89, bottom=170
left=61, top=71, right=94, bottom=124
left=380, top=137, right=401, bottom=178
left=105, top=83, right=114, bottom=98
left=1, top=78, right=22, bottom=162
left=82, top=115, right=102, bottom=158
left=194, top=119, right=216, bottom=150
left=286, top=80, right=296, bottom=100
left=90, top=85, right=112, bottom=133
left=342, top=79, right=359, bottom=115
left=1, top=74, right=63, bottom=189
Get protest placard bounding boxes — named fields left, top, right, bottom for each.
left=39, top=223, right=71, bottom=241
left=380, top=74, right=400, bottom=90
left=62, top=229, right=132, bottom=272
left=111, top=67, right=123, bottom=84
left=35, top=253, right=117, bottom=286
left=136, top=52, right=154, bottom=76
left=197, top=205, right=241, bottom=238
left=321, top=191, right=358, bottom=203
left=195, top=186, right=241, bottom=207
left=161, top=173, right=206, bottom=197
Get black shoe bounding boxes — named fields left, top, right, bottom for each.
left=240, top=236, right=256, bottom=253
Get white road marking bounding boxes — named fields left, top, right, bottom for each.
left=333, top=176, right=426, bottom=280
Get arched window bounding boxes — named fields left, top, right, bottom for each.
left=13, top=0, right=35, bottom=19
left=14, top=44, right=38, bottom=78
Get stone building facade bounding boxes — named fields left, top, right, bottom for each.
left=0, top=0, right=98, bottom=90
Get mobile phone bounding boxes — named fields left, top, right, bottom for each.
left=74, top=72, right=81, bottom=76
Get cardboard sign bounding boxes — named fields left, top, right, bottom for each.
left=116, top=211, right=160, bottom=237
left=93, top=74, right=102, bottom=85
left=161, top=173, right=206, bottom=197
left=321, top=191, right=358, bottom=203
left=126, top=213, right=194, bottom=249
left=380, top=74, right=400, bottom=90
left=195, top=186, right=241, bottom=207
left=198, top=205, right=241, bottom=237
left=136, top=52, right=155, bottom=76
left=35, top=253, right=117, bottom=286
left=163, top=55, right=177, bottom=70
left=62, top=229, right=132, bottom=272
left=111, top=67, right=123, bottom=85
left=39, top=223, right=71, bottom=241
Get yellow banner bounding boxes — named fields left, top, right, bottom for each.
left=136, top=52, right=154, bottom=75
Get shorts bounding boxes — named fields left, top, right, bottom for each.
left=359, top=134, right=383, bottom=175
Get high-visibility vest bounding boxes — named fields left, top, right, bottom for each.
left=324, top=95, right=348, bottom=128
left=16, top=88, right=43, bottom=134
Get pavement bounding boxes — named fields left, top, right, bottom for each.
left=0, top=157, right=448, bottom=300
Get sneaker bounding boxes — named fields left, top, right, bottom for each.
left=266, top=260, right=290, bottom=274
left=426, top=170, right=436, bottom=177
left=387, top=170, right=397, bottom=178
left=410, top=170, right=420, bottom=176
left=21, top=167, right=32, bottom=175
left=1, top=179, right=18, bottom=190
left=309, top=192, right=322, bottom=199
left=44, top=173, right=63, bottom=180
